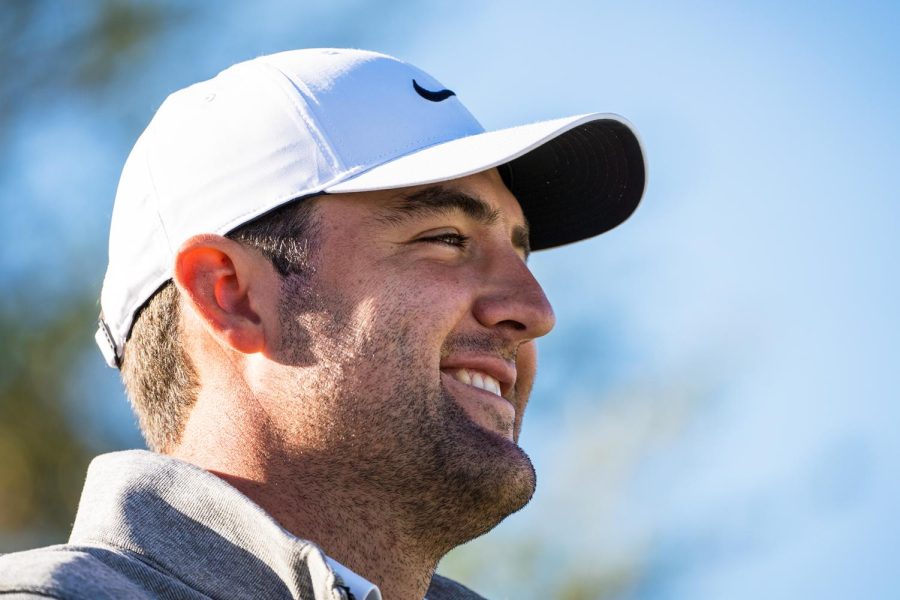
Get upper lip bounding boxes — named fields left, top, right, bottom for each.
left=439, top=355, right=517, bottom=399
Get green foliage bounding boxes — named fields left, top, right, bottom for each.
left=0, top=295, right=98, bottom=549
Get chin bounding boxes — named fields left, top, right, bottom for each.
left=466, top=418, right=537, bottom=514
left=412, top=392, right=537, bottom=549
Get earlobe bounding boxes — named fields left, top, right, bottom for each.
left=173, top=234, right=267, bottom=354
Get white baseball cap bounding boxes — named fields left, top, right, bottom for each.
left=96, top=48, right=646, bottom=368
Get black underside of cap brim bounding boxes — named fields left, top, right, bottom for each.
left=501, top=119, right=645, bottom=251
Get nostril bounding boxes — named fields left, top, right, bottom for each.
left=499, top=319, right=527, bottom=332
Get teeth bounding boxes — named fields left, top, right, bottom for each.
left=451, top=369, right=501, bottom=396
left=472, top=372, right=484, bottom=389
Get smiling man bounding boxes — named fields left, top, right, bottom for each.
left=0, top=49, right=645, bottom=599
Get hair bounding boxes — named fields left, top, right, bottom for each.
left=120, top=197, right=320, bottom=453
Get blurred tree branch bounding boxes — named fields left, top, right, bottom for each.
left=0, top=0, right=187, bottom=145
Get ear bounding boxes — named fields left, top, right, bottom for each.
left=173, top=234, right=272, bottom=355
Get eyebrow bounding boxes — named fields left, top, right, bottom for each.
left=377, top=186, right=531, bottom=258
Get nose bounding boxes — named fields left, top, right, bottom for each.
left=472, top=251, right=556, bottom=342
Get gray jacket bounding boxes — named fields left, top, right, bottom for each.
left=0, top=451, right=485, bottom=600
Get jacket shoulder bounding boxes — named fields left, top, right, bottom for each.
left=0, top=545, right=154, bottom=600
left=427, top=573, right=487, bottom=600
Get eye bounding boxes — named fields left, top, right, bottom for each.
left=420, top=231, right=470, bottom=249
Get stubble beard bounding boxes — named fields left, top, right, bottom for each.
left=386, top=345, right=537, bottom=551
left=277, top=275, right=537, bottom=555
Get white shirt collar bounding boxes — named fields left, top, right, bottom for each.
left=325, top=556, right=383, bottom=600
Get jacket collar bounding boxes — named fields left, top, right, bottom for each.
left=69, top=450, right=346, bottom=600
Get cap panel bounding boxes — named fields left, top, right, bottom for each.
left=149, top=62, right=340, bottom=245
left=259, top=49, right=484, bottom=171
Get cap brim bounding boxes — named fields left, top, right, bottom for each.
left=325, top=113, right=646, bottom=250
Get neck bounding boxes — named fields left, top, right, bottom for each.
left=173, top=397, right=442, bottom=600
left=217, top=462, right=440, bottom=600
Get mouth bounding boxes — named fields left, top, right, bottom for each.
left=439, top=356, right=516, bottom=398
left=439, top=360, right=518, bottom=437
left=447, top=368, right=502, bottom=397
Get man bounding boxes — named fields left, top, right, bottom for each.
left=0, top=49, right=645, bottom=599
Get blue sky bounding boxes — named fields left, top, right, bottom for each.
left=5, top=1, right=898, bottom=597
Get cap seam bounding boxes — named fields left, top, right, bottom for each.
left=143, top=127, right=175, bottom=256
left=253, top=59, right=346, bottom=174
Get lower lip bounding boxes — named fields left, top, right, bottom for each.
left=440, top=371, right=516, bottom=431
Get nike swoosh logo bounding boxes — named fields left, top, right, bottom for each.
left=412, top=79, right=456, bottom=102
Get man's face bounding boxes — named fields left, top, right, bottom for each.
left=262, top=168, right=555, bottom=542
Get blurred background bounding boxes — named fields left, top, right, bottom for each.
left=1, top=1, right=897, bottom=598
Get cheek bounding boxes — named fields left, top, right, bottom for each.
left=317, top=256, right=479, bottom=379
left=376, top=261, right=474, bottom=321
left=516, top=341, right=538, bottom=393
